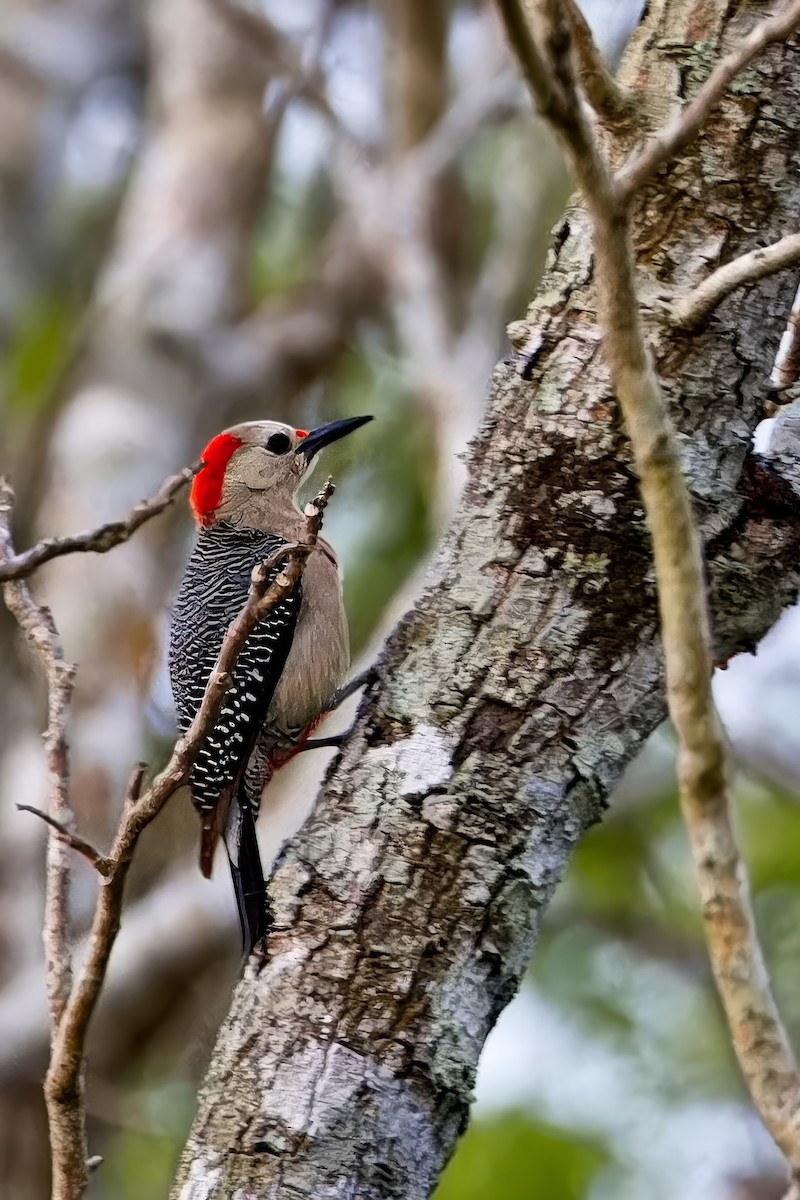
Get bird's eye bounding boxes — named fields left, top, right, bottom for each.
left=266, top=432, right=292, bottom=455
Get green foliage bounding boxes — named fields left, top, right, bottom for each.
left=1, top=291, right=77, bottom=413
left=92, top=1080, right=195, bottom=1200
left=534, top=770, right=800, bottom=1117
left=249, top=166, right=335, bottom=300
left=436, top=1114, right=608, bottom=1200
left=737, top=787, right=800, bottom=893
left=320, top=344, right=436, bottom=653
left=99, top=1128, right=183, bottom=1200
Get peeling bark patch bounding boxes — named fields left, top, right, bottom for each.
left=245, top=1044, right=451, bottom=1198
left=370, top=726, right=454, bottom=798
left=177, top=1158, right=224, bottom=1200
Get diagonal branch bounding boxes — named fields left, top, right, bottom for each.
left=16, top=806, right=113, bottom=879
left=47, top=481, right=332, bottom=1200
left=616, top=0, right=800, bottom=200
left=498, top=0, right=800, bottom=1182
left=673, top=231, right=800, bottom=330
left=0, top=464, right=197, bottom=583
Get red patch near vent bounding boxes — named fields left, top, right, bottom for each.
left=190, top=433, right=244, bottom=526
left=294, top=429, right=309, bottom=438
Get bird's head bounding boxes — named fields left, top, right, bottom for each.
left=190, top=416, right=372, bottom=528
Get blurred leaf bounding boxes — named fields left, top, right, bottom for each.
left=250, top=169, right=335, bottom=300
left=319, top=342, right=435, bottom=653
left=94, top=1079, right=196, bottom=1200
left=566, top=814, right=655, bottom=918
left=99, top=1128, right=183, bottom=1200
left=436, top=1113, right=609, bottom=1200
left=736, top=786, right=800, bottom=893
left=2, top=292, right=77, bottom=413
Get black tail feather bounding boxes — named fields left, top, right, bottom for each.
left=227, top=787, right=271, bottom=954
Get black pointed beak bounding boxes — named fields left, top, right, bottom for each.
left=295, top=415, right=373, bottom=460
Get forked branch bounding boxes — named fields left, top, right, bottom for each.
left=0, top=464, right=196, bottom=583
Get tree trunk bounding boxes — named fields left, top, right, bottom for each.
left=173, top=1, right=800, bottom=1196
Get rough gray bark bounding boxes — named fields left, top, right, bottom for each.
left=173, top=2, right=800, bottom=1196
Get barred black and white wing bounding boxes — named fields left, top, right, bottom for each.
left=168, top=522, right=301, bottom=825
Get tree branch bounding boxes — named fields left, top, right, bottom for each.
left=0, top=485, right=75, bottom=1036
left=206, top=0, right=355, bottom=145
left=562, top=0, right=637, bottom=126
left=0, top=870, right=235, bottom=1086
left=616, top=0, right=800, bottom=200
left=16, top=807, right=113, bottom=879
left=499, top=0, right=800, bottom=1180
left=673, top=232, right=800, bottom=330
left=0, top=464, right=196, bottom=583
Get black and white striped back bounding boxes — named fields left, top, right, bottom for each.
left=168, top=522, right=301, bottom=815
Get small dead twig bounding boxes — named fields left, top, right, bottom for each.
left=497, top=0, right=800, bottom=1182
left=673, top=232, right=800, bottom=330
left=0, top=464, right=197, bottom=583
left=3, top=469, right=333, bottom=1200
left=616, top=0, right=800, bottom=200
left=16, top=806, right=113, bottom=878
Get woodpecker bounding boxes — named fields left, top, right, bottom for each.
left=168, top=415, right=372, bottom=952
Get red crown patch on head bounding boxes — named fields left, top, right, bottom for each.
left=190, top=433, right=244, bottom=527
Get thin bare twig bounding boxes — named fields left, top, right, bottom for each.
left=562, top=0, right=637, bottom=126
left=3, top=469, right=333, bottom=1199
left=673, top=232, right=800, bottom=329
left=0, top=464, right=196, bottom=583
left=16, top=806, right=113, bottom=879
left=497, top=0, right=800, bottom=1180
left=0, top=491, right=76, bottom=1028
left=616, top=0, right=800, bottom=200
left=495, top=0, right=574, bottom=132
left=0, top=479, right=80, bottom=1191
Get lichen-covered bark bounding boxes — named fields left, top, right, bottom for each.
left=173, top=3, right=800, bottom=1197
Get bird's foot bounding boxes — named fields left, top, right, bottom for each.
left=326, top=666, right=377, bottom=712
left=290, top=669, right=377, bottom=756
left=298, top=733, right=347, bottom=753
